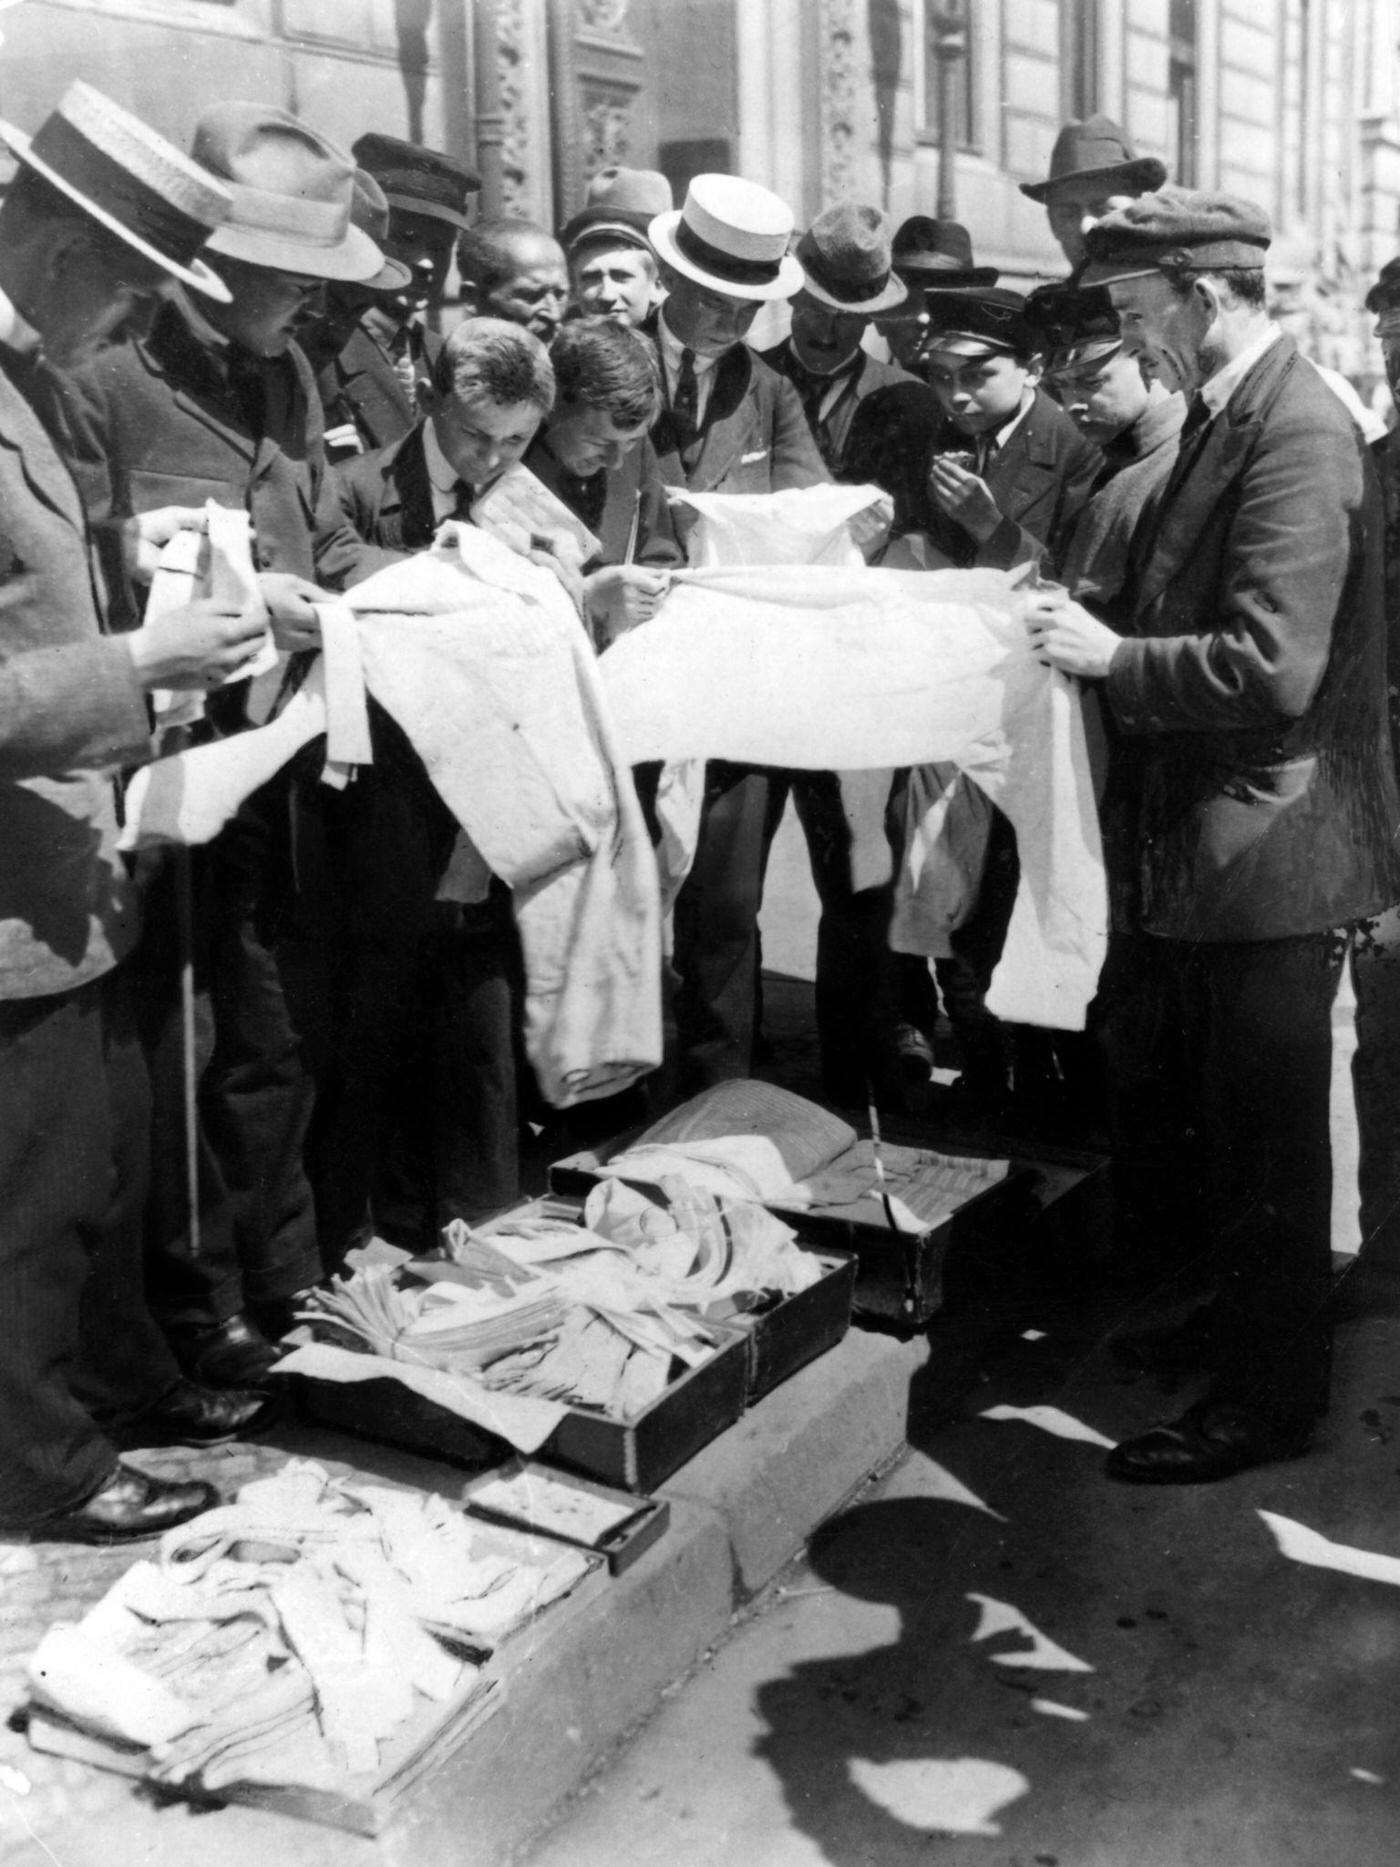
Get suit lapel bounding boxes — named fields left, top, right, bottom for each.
left=985, top=396, right=1057, bottom=523
left=687, top=347, right=757, bottom=489
left=0, top=364, right=85, bottom=532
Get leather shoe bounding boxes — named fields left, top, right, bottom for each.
left=37, top=1464, right=219, bottom=1546
left=1105, top=1401, right=1313, bottom=1485
left=111, top=1379, right=281, bottom=1451
left=172, top=1311, right=279, bottom=1388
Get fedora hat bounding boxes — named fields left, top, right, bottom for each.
left=891, top=216, right=998, bottom=288
left=193, top=103, right=384, bottom=283
left=1020, top=114, right=1167, bottom=203
left=349, top=168, right=413, bottom=294
left=352, top=132, right=478, bottom=232
left=562, top=166, right=673, bottom=254
left=650, top=174, right=804, bottom=302
left=0, top=81, right=233, bottom=301
left=794, top=201, right=907, bottom=314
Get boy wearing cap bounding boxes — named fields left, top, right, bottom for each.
left=1031, top=189, right=1400, bottom=1483
left=458, top=217, right=571, bottom=347
left=878, top=216, right=998, bottom=375
left=920, top=288, right=1100, bottom=573
left=646, top=174, right=827, bottom=1086
left=70, top=102, right=396, bottom=1388
left=1029, top=279, right=1185, bottom=610
left=562, top=166, right=671, bottom=330
left=1020, top=115, right=1167, bottom=269
left=0, top=83, right=283, bottom=1542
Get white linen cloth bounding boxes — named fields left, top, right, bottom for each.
left=121, top=529, right=663, bottom=1107
left=601, top=563, right=1106, bottom=1029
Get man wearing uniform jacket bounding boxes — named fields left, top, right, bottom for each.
left=1031, top=188, right=1400, bottom=1483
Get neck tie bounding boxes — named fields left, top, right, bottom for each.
left=672, top=347, right=699, bottom=444
left=451, top=479, right=475, bottom=521
left=1159, top=395, right=1213, bottom=504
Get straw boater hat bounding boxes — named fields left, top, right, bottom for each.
left=352, top=132, right=478, bottom=232
left=1020, top=114, right=1167, bottom=204
left=0, top=80, right=233, bottom=300
left=348, top=168, right=413, bottom=294
left=891, top=216, right=998, bottom=289
left=561, top=166, right=672, bottom=254
left=192, top=103, right=385, bottom=283
left=649, top=174, right=804, bottom=302
left=794, top=202, right=907, bottom=315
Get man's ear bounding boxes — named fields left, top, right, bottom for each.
left=414, top=375, right=439, bottom=420
left=457, top=280, right=482, bottom=317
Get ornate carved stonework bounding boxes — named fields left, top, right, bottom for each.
left=821, top=0, right=859, bottom=200
left=582, top=86, right=633, bottom=175
left=576, top=0, right=633, bottom=35
left=497, top=0, right=530, bottom=211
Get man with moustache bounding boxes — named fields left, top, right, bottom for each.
left=457, top=217, right=571, bottom=347
left=0, top=83, right=278, bottom=1542
left=1029, top=190, right=1400, bottom=1482
left=337, top=133, right=479, bottom=450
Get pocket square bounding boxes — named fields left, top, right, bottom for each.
left=740, top=449, right=769, bottom=464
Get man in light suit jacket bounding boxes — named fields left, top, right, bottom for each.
left=0, top=83, right=277, bottom=1543
left=1032, top=190, right=1400, bottom=1483
left=647, top=175, right=827, bottom=1089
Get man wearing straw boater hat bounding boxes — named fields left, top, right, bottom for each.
left=1020, top=114, right=1167, bottom=270
left=1029, top=189, right=1400, bottom=1482
left=74, top=102, right=395, bottom=1396
left=647, top=174, right=826, bottom=1088
left=0, top=82, right=281, bottom=1544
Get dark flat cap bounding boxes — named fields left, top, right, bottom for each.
left=1021, top=115, right=1166, bottom=203
left=921, top=285, right=1031, bottom=359
left=352, top=132, right=479, bottom=231
left=1366, top=257, right=1400, bottom=316
left=1024, top=278, right=1121, bottom=366
left=1081, top=186, right=1271, bottom=286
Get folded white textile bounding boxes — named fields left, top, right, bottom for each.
left=600, top=564, right=1106, bottom=1029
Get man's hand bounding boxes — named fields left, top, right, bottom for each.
left=258, top=572, right=327, bottom=652
left=123, top=601, right=270, bottom=692
left=926, top=457, right=1003, bottom=544
left=123, top=506, right=206, bottom=585
left=583, top=565, right=670, bottom=643
left=1025, top=591, right=1122, bottom=680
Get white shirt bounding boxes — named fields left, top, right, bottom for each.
left=657, top=311, right=722, bottom=430
left=1199, top=323, right=1283, bottom=419
left=423, top=416, right=468, bottom=524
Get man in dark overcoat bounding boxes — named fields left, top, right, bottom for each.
left=1031, top=189, right=1400, bottom=1482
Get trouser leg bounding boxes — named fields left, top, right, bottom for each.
left=1349, top=905, right=1400, bottom=1262
left=0, top=976, right=176, bottom=1527
left=933, top=805, right=1019, bottom=1096
left=672, top=762, right=775, bottom=1088
left=1200, top=932, right=1343, bottom=1425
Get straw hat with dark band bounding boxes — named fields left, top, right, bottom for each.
left=650, top=174, right=804, bottom=302
left=0, top=81, right=233, bottom=301
left=194, top=104, right=385, bottom=283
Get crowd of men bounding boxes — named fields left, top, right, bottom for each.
left=3, top=78, right=1399, bottom=1546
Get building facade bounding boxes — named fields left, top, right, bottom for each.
left=0, top=0, right=1396, bottom=386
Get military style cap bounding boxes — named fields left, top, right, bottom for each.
left=921, top=285, right=1031, bottom=360
left=1021, top=114, right=1166, bottom=204
left=352, top=132, right=479, bottom=231
left=1081, top=186, right=1271, bottom=287
left=1025, top=278, right=1122, bottom=370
